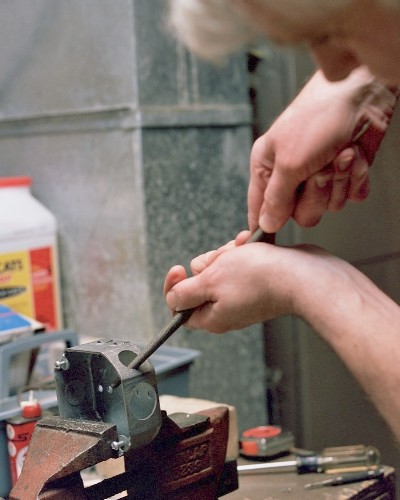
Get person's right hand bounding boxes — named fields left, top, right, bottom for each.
left=248, top=67, right=398, bottom=233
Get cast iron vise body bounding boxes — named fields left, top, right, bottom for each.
left=9, top=339, right=237, bottom=499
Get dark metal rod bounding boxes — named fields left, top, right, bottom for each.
left=246, top=227, right=275, bottom=244
left=127, top=308, right=194, bottom=371
left=111, top=228, right=273, bottom=388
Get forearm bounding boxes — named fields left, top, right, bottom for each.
left=165, top=240, right=400, bottom=438
left=294, top=251, right=400, bottom=439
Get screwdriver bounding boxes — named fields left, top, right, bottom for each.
left=304, top=468, right=385, bottom=489
left=237, top=445, right=380, bottom=475
left=110, top=228, right=274, bottom=388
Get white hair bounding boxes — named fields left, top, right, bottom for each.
left=167, top=0, right=262, bottom=60
left=167, top=0, right=380, bottom=60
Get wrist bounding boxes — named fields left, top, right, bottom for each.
left=306, top=66, right=374, bottom=99
left=288, top=247, right=355, bottom=329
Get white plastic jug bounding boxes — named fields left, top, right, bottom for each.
left=0, top=176, right=62, bottom=330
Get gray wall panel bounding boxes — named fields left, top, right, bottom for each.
left=0, top=0, right=136, bottom=119
left=0, top=130, right=154, bottom=341
left=0, top=0, right=267, bottom=434
left=134, top=0, right=249, bottom=108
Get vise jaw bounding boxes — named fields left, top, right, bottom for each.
left=54, top=339, right=162, bottom=453
left=10, top=339, right=238, bottom=499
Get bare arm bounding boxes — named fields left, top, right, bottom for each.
left=294, top=247, right=400, bottom=440
left=164, top=241, right=400, bottom=439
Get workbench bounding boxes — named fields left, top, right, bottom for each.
left=225, top=458, right=395, bottom=499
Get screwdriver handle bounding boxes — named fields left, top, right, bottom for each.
left=297, top=445, right=381, bottom=474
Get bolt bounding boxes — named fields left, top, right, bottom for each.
left=54, top=356, right=69, bottom=371
left=111, top=435, right=130, bottom=456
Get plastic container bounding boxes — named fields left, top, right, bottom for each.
left=0, top=330, right=79, bottom=498
left=149, top=344, right=200, bottom=396
left=6, top=391, right=42, bottom=486
left=0, top=332, right=197, bottom=497
left=0, top=176, right=62, bottom=330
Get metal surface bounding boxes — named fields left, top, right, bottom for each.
left=10, top=339, right=237, bottom=498
left=9, top=416, right=119, bottom=500
left=123, top=406, right=236, bottom=499
left=124, top=308, right=194, bottom=374
left=10, top=407, right=237, bottom=499
left=304, top=469, right=385, bottom=489
left=55, top=339, right=162, bottom=453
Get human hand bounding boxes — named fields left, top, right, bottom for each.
left=164, top=237, right=327, bottom=333
left=248, top=67, right=398, bottom=232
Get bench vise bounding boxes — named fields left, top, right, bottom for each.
left=9, top=339, right=238, bottom=499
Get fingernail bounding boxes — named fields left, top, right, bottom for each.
left=260, top=213, right=279, bottom=233
left=356, top=163, right=369, bottom=178
left=315, top=174, right=331, bottom=189
left=338, top=156, right=352, bottom=171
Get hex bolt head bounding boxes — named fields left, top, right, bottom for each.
left=54, top=355, right=70, bottom=371
left=111, top=435, right=130, bottom=456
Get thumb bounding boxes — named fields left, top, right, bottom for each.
left=258, top=169, right=299, bottom=232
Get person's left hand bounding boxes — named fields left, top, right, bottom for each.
left=163, top=232, right=298, bottom=333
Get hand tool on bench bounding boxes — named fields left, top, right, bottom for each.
left=238, top=444, right=381, bottom=475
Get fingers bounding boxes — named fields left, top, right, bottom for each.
left=163, top=265, right=188, bottom=296
left=164, top=232, right=255, bottom=326
left=248, top=137, right=274, bottom=232
left=164, top=265, right=207, bottom=321
left=292, top=146, right=371, bottom=226
left=190, top=250, right=218, bottom=275
left=292, top=171, right=332, bottom=227
left=348, top=145, right=370, bottom=201
left=257, top=169, right=300, bottom=232
left=328, top=148, right=354, bottom=211
left=247, top=172, right=267, bottom=233
left=235, top=230, right=252, bottom=246
left=190, top=239, right=238, bottom=275
left=252, top=142, right=372, bottom=230
left=164, top=272, right=210, bottom=316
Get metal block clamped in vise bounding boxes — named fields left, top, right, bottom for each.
left=54, top=338, right=162, bottom=454
left=9, top=339, right=238, bottom=499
